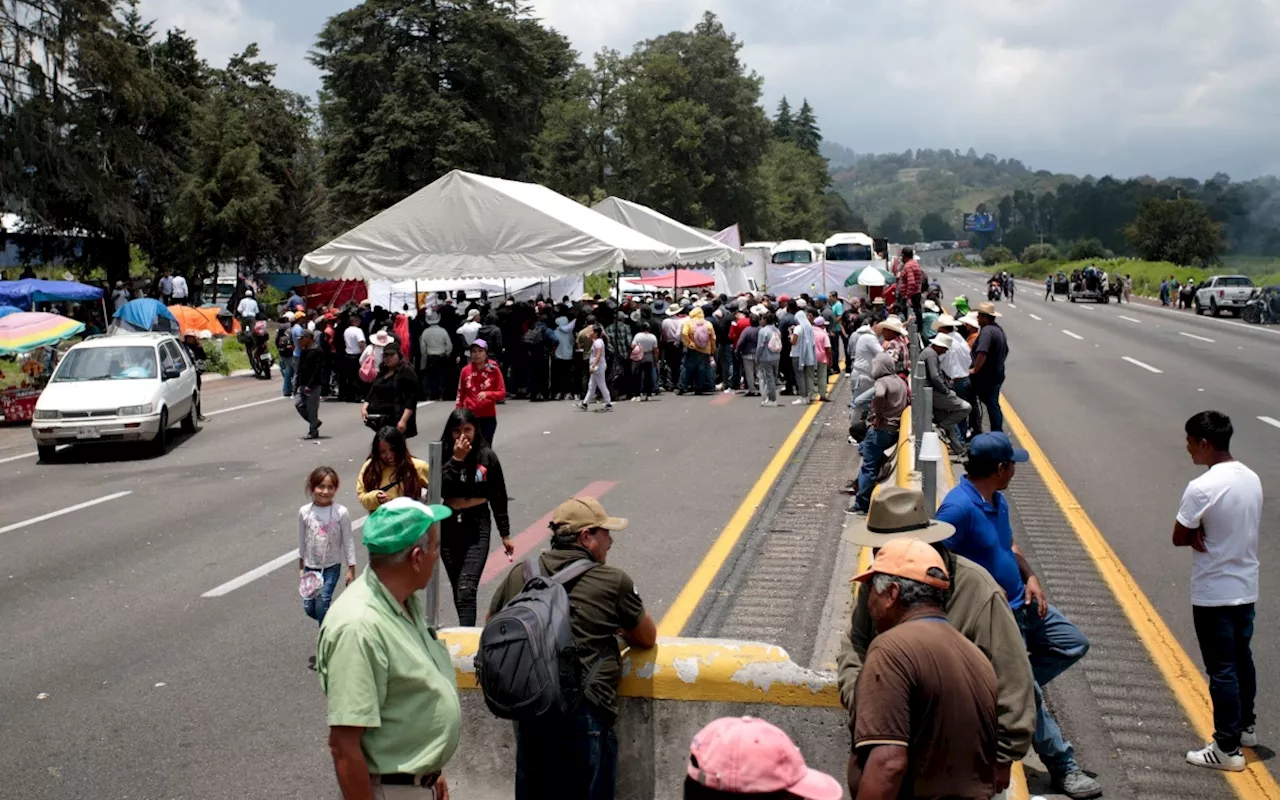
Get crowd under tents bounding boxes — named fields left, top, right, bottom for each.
left=299, top=170, right=678, bottom=283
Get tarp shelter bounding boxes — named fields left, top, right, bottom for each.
left=0, top=278, right=104, bottom=309
left=299, top=170, right=679, bottom=281
left=299, top=279, right=367, bottom=310
left=113, top=298, right=179, bottom=334
left=169, top=305, right=239, bottom=337
left=591, top=198, right=745, bottom=267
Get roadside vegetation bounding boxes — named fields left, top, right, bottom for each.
left=976, top=257, right=1280, bottom=298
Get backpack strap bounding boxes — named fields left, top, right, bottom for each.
left=551, top=559, right=598, bottom=586
left=521, top=557, right=545, bottom=584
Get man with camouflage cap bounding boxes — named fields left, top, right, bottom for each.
left=318, top=498, right=459, bottom=799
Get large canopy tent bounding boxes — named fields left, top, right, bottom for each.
left=0, top=278, right=104, bottom=310
left=299, top=170, right=679, bottom=282
left=591, top=197, right=745, bottom=267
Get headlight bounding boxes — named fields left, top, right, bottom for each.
left=33, top=409, right=61, bottom=420
left=118, top=404, right=154, bottom=416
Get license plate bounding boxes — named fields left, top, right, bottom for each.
left=75, top=427, right=101, bottom=440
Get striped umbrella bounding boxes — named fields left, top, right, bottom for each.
left=0, top=311, right=86, bottom=355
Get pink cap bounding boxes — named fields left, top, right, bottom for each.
left=687, top=717, right=842, bottom=799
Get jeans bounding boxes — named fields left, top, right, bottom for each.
left=680, top=351, right=712, bottom=393
left=1193, top=603, right=1256, bottom=751
left=793, top=358, right=810, bottom=401
left=852, top=384, right=875, bottom=418
left=716, top=342, right=732, bottom=386
left=634, top=362, right=658, bottom=397
left=302, top=563, right=341, bottom=626
left=758, top=361, right=778, bottom=402
left=662, top=343, right=682, bottom=390
left=552, top=357, right=574, bottom=399
left=1017, top=604, right=1090, bottom=774
left=816, top=363, right=829, bottom=399
left=973, top=377, right=1004, bottom=433
left=516, top=701, right=618, bottom=800
left=741, top=355, right=757, bottom=394
left=854, top=427, right=898, bottom=511
left=951, top=377, right=972, bottom=440
left=477, top=416, right=497, bottom=446
left=440, top=507, right=491, bottom=627
left=280, top=356, right=296, bottom=396
left=294, top=387, right=321, bottom=436
left=422, top=355, right=449, bottom=400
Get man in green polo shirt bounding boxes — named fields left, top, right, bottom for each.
left=318, top=498, right=460, bottom=800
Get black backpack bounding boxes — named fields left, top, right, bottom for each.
left=475, top=558, right=600, bottom=721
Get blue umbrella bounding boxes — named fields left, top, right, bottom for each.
left=113, top=297, right=180, bottom=334
left=0, top=305, right=23, bottom=319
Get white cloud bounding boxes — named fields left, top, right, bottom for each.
left=136, top=0, right=1280, bottom=178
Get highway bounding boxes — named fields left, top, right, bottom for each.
left=0, top=374, right=815, bottom=799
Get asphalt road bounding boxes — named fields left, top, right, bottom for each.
left=0, top=372, right=814, bottom=799
left=937, top=265, right=1280, bottom=765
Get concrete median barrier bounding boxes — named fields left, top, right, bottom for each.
left=439, top=629, right=849, bottom=799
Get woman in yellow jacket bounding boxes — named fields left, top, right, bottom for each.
left=356, top=426, right=430, bottom=513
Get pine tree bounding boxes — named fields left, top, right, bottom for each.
left=774, top=96, right=794, bottom=141
left=793, top=99, right=821, bottom=154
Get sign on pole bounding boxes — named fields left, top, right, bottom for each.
left=963, top=213, right=997, bottom=233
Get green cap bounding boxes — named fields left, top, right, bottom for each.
left=363, top=497, right=453, bottom=555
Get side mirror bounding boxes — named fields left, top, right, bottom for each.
left=163, top=369, right=182, bottom=382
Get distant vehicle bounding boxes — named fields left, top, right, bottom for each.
left=771, top=239, right=816, bottom=264
left=1195, top=275, right=1254, bottom=317
left=1053, top=271, right=1070, bottom=296
left=1068, top=267, right=1110, bottom=303
left=30, top=332, right=199, bottom=461
left=824, top=232, right=875, bottom=261
left=1243, top=286, right=1280, bottom=324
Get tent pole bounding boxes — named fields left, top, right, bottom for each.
left=100, top=297, right=108, bottom=330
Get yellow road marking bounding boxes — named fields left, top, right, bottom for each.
left=1002, top=396, right=1280, bottom=799
left=657, top=390, right=827, bottom=636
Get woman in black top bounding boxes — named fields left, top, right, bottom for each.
left=440, top=408, right=512, bottom=626
left=362, top=338, right=420, bottom=438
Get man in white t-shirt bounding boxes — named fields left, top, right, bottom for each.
left=171, top=274, right=189, bottom=304
left=457, top=308, right=482, bottom=346
left=1174, top=410, right=1263, bottom=772
left=340, top=315, right=366, bottom=402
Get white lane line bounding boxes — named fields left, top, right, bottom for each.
left=202, top=517, right=367, bottom=597
left=1178, top=331, right=1216, bottom=343
left=1259, top=417, right=1280, bottom=431
left=1078, top=305, right=1094, bottom=311
left=1062, top=330, right=1085, bottom=340
left=417, top=400, right=435, bottom=408
left=1122, top=357, right=1164, bottom=374
left=0, top=450, right=37, bottom=465
left=0, top=491, right=132, bottom=535
left=204, top=396, right=286, bottom=417
left=1119, top=315, right=1142, bottom=323
left=1029, top=314, right=1043, bottom=321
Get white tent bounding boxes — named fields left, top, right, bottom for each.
left=299, top=170, right=678, bottom=281
left=368, top=275, right=585, bottom=311
left=591, top=197, right=745, bottom=267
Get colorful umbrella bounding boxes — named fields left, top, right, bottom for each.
left=847, top=266, right=895, bottom=288
left=0, top=311, right=86, bottom=355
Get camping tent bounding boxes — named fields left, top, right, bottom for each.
left=113, top=298, right=179, bottom=334
left=591, top=198, right=745, bottom=267
left=299, top=170, right=678, bottom=281
left=0, top=278, right=103, bottom=309
left=169, top=305, right=239, bottom=337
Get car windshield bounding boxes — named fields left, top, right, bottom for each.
left=825, top=244, right=873, bottom=261
left=52, top=346, right=158, bottom=382
left=772, top=250, right=812, bottom=264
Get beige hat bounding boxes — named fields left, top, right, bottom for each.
left=959, top=312, right=980, bottom=328
left=844, top=486, right=955, bottom=547
left=932, top=314, right=958, bottom=330
left=976, top=302, right=1002, bottom=317
left=551, top=496, right=628, bottom=535
left=871, top=297, right=886, bottom=306
left=876, top=316, right=909, bottom=336
left=924, top=299, right=941, bottom=313
left=928, top=334, right=952, bottom=350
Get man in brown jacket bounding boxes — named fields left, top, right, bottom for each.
left=837, top=487, right=1036, bottom=794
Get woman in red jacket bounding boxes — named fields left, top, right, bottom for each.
left=456, top=338, right=506, bottom=444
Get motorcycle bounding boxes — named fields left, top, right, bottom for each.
left=1242, top=287, right=1280, bottom=325
left=987, top=281, right=1002, bottom=303
left=239, top=319, right=273, bottom=379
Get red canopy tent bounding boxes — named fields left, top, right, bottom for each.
left=626, top=271, right=715, bottom=289
left=299, top=279, right=366, bottom=310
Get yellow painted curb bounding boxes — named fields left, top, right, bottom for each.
left=1001, top=396, right=1280, bottom=800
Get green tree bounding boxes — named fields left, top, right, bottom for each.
left=757, top=140, right=828, bottom=240
left=1125, top=198, right=1223, bottom=266
left=793, top=99, right=821, bottom=154
left=1002, top=226, right=1037, bottom=257
left=1021, top=243, right=1060, bottom=263
left=877, top=209, right=908, bottom=243
left=981, top=245, right=1014, bottom=265
left=774, top=96, right=793, bottom=141
left=901, top=228, right=921, bottom=244
left=821, top=193, right=867, bottom=233
left=919, top=211, right=956, bottom=241
left=1067, top=238, right=1108, bottom=261
left=532, top=49, right=624, bottom=202
left=311, top=0, right=577, bottom=228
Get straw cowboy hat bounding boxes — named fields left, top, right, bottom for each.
left=932, top=314, right=958, bottom=331
left=976, top=302, right=1002, bottom=318
left=875, top=316, right=909, bottom=336
left=843, top=486, right=955, bottom=547
left=959, top=312, right=981, bottom=328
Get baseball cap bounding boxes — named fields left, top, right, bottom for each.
left=968, top=432, right=1029, bottom=464
left=363, top=498, right=453, bottom=555
left=687, top=717, right=842, bottom=800
left=551, top=496, right=627, bottom=534
left=470, top=338, right=488, bottom=350
left=852, top=537, right=951, bottom=590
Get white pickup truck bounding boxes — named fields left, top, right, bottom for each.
left=1195, top=275, right=1255, bottom=316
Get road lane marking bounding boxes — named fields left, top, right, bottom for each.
left=204, top=396, right=286, bottom=417
left=1122, top=357, right=1163, bottom=374
left=658, top=396, right=826, bottom=637
left=1062, top=330, right=1084, bottom=340
left=479, top=480, right=617, bottom=584
left=1029, top=314, right=1042, bottom=321
left=202, top=517, right=367, bottom=597
left=1002, top=399, right=1280, bottom=798
left=1119, top=316, right=1142, bottom=323
left=1179, top=331, right=1216, bottom=343
left=0, top=450, right=37, bottom=465
left=1078, top=305, right=1094, bottom=311
left=1259, top=417, right=1280, bottom=431
left=0, top=491, right=132, bottom=535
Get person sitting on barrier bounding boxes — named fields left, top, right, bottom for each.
left=487, top=496, right=657, bottom=800
left=851, top=352, right=909, bottom=515
left=837, top=486, right=1034, bottom=797
left=683, top=717, right=842, bottom=800
left=921, top=333, right=972, bottom=458
left=847, top=536, right=1001, bottom=800
left=937, top=434, right=1103, bottom=800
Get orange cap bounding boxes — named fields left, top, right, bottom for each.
left=852, top=538, right=950, bottom=590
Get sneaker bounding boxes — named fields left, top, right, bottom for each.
left=1241, top=726, right=1258, bottom=748
left=577, top=402, right=588, bottom=410
left=603, top=403, right=613, bottom=411
left=722, top=388, right=733, bottom=394
left=1051, top=769, right=1104, bottom=797
left=791, top=398, right=806, bottom=405
left=1186, top=741, right=1245, bottom=772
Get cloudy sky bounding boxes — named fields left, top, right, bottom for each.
left=137, top=0, right=1280, bottom=180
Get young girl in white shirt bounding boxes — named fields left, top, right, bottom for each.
left=298, top=466, right=356, bottom=633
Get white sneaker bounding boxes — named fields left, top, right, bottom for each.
left=722, top=388, right=733, bottom=394
left=1186, top=741, right=1245, bottom=771
left=1241, top=726, right=1258, bottom=748
left=791, top=398, right=806, bottom=405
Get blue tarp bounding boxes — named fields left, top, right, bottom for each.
left=0, top=278, right=104, bottom=309
left=113, top=297, right=179, bottom=334
left=0, top=305, right=23, bottom=319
